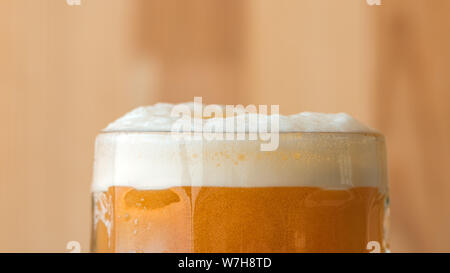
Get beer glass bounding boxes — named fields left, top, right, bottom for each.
left=91, top=107, right=389, bottom=253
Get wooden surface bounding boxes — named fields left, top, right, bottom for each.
left=1, top=0, right=449, bottom=252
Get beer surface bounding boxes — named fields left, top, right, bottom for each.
left=93, top=186, right=386, bottom=253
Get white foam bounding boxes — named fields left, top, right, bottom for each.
left=92, top=103, right=387, bottom=192
left=104, top=103, right=375, bottom=133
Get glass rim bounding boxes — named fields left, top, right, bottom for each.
left=98, top=130, right=384, bottom=137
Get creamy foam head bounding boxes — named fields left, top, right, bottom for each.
left=104, top=103, right=375, bottom=133
left=92, top=103, right=386, bottom=192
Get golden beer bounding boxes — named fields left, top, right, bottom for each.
left=91, top=104, right=389, bottom=253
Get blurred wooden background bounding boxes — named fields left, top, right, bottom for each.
left=1, top=0, right=450, bottom=252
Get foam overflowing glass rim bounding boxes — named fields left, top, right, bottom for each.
left=102, top=103, right=378, bottom=134
left=92, top=103, right=387, bottom=193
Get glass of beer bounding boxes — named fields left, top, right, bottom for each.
left=91, top=104, right=389, bottom=253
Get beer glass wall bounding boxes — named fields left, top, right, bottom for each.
left=91, top=103, right=389, bottom=253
